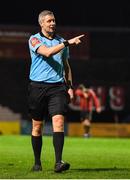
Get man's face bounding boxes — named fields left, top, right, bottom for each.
left=41, top=15, right=56, bottom=33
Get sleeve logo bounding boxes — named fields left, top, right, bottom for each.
left=30, top=37, right=41, bottom=47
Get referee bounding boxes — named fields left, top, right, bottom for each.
left=28, top=10, right=84, bottom=172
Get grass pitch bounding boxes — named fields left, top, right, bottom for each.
left=0, top=135, right=130, bottom=179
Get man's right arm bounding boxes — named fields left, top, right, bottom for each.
left=37, top=34, right=85, bottom=58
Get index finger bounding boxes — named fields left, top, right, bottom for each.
left=76, top=34, right=85, bottom=39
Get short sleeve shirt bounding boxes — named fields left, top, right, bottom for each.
left=28, top=32, right=69, bottom=83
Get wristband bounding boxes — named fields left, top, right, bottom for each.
left=63, top=40, right=69, bottom=47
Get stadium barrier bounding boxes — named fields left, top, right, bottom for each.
left=0, top=120, right=20, bottom=135
left=68, top=122, right=130, bottom=137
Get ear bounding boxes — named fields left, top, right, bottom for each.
left=40, top=22, right=43, bottom=27
left=39, top=20, right=43, bottom=27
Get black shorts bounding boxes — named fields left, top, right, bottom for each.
left=28, top=81, right=70, bottom=121
left=80, top=110, right=92, bottom=121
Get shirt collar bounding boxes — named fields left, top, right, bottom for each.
left=40, top=32, right=56, bottom=40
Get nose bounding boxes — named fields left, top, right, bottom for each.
left=51, top=20, right=56, bottom=25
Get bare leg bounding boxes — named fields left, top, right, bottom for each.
left=82, top=119, right=91, bottom=137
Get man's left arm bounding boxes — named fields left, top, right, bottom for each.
left=63, top=59, right=74, bottom=100
left=90, top=90, right=101, bottom=113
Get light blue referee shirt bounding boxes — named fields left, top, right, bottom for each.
left=28, top=32, right=69, bottom=83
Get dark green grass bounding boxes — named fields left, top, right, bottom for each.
left=0, top=135, right=130, bottom=179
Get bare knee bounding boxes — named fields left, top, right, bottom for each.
left=52, top=115, right=64, bottom=132
left=82, top=119, right=91, bottom=126
left=32, top=119, right=43, bottom=136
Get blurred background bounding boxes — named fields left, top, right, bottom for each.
left=0, top=0, right=130, bottom=137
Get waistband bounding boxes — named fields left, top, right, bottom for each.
left=30, top=80, right=65, bottom=86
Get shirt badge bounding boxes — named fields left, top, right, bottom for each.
left=30, top=37, right=41, bottom=47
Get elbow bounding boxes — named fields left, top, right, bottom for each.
left=45, top=53, right=52, bottom=58
left=44, top=51, right=53, bottom=58
left=38, top=48, right=52, bottom=58
left=42, top=53, right=51, bottom=58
